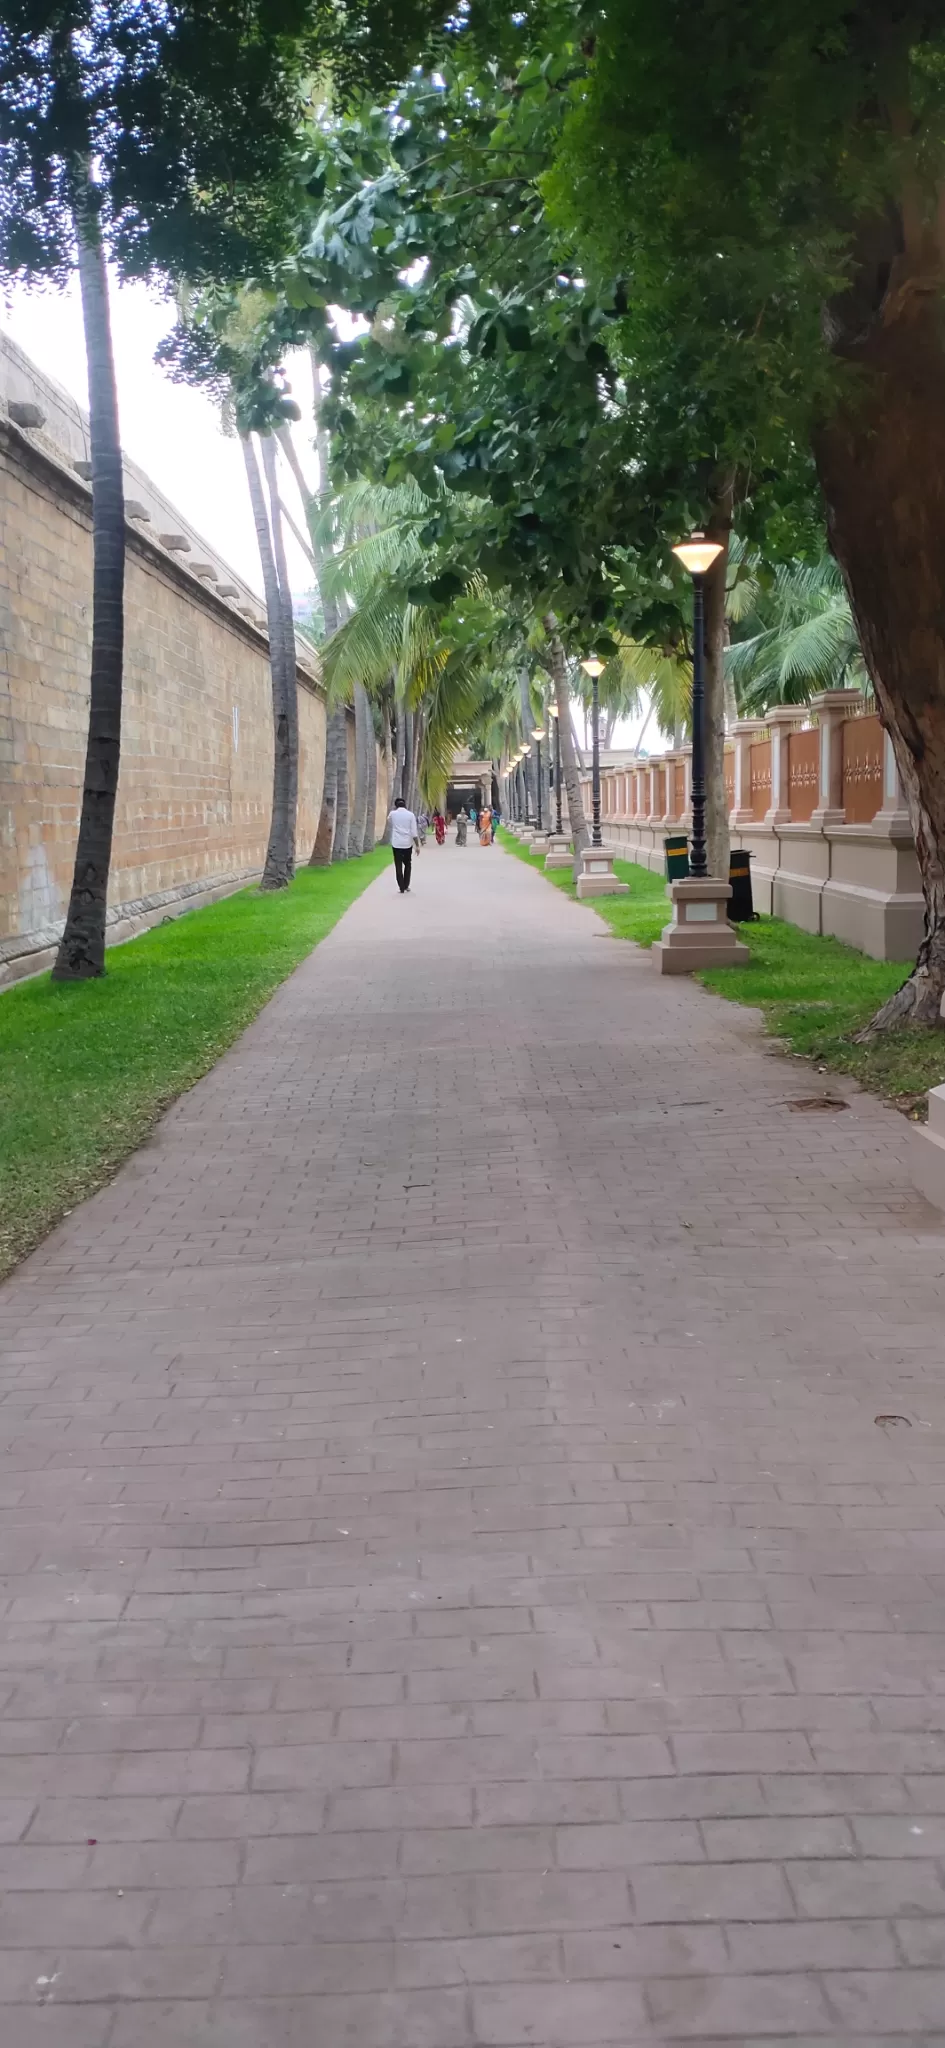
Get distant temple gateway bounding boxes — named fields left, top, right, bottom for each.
left=445, top=748, right=497, bottom=818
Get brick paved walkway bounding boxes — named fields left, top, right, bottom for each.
left=2, top=840, right=945, bottom=2044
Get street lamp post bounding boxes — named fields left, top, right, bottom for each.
left=531, top=722, right=546, bottom=833
left=651, top=529, right=747, bottom=972
left=670, top=531, right=723, bottom=878
left=571, top=653, right=627, bottom=900
left=580, top=656, right=605, bottom=847
left=550, top=704, right=563, bottom=834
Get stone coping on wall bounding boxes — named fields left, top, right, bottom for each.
left=0, top=867, right=263, bottom=989
left=0, top=325, right=324, bottom=691
left=0, top=412, right=324, bottom=703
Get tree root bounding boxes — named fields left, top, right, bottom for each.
left=855, top=960, right=945, bottom=1039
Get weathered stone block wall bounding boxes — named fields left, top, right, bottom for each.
left=0, top=419, right=330, bottom=976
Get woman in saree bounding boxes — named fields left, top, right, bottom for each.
left=479, top=806, right=492, bottom=847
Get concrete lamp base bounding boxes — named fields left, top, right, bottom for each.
left=575, top=845, right=628, bottom=900
left=544, top=835, right=572, bottom=870
left=653, top=876, right=749, bottom=975
left=519, top=827, right=536, bottom=846
left=910, top=1083, right=945, bottom=1214
left=530, top=833, right=551, bottom=857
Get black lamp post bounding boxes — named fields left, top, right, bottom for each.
left=550, top=705, right=562, bottom=833
left=671, top=531, right=724, bottom=879
left=531, top=721, right=546, bottom=831
left=581, top=656, right=605, bottom=847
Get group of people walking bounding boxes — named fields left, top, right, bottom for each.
left=445, top=804, right=497, bottom=847
left=387, top=796, right=499, bottom=893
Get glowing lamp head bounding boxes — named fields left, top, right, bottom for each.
left=531, top=724, right=545, bottom=740
left=581, top=656, right=605, bottom=679
left=672, top=531, right=724, bottom=577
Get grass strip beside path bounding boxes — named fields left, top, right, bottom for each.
left=0, top=852, right=388, bottom=1279
left=499, top=829, right=945, bottom=1112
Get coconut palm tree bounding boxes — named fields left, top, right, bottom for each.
left=315, top=480, right=514, bottom=804
left=725, top=552, right=867, bottom=713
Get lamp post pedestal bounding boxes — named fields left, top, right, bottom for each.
left=544, top=833, right=572, bottom=870
left=575, top=844, right=629, bottom=899
left=530, top=832, right=552, bottom=857
left=519, top=825, right=536, bottom=846
left=653, top=876, right=748, bottom=974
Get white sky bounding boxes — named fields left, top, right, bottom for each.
left=1, top=272, right=319, bottom=599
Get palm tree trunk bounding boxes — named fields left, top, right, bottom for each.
left=53, top=189, right=125, bottom=980
left=402, top=705, right=414, bottom=810
left=261, top=436, right=298, bottom=880
left=542, top=616, right=589, bottom=872
left=278, top=380, right=342, bottom=867
left=333, top=703, right=350, bottom=860
left=347, top=680, right=370, bottom=856
left=241, top=434, right=293, bottom=890
left=408, top=705, right=424, bottom=811
left=364, top=705, right=378, bottom=852
left=380, top=706, right=394, bottom=841
left=395, top=701, right=407, bottom=802
left=309, top=707, right=338, bottom=864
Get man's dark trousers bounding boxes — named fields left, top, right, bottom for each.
left=393, top=847, right=413, bottom=893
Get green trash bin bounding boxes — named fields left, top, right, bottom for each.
left=664, top=833, right=689, bottom=882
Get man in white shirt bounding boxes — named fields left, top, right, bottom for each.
left=387, top=796, right=420, bottom=894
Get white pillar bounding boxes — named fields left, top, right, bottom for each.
left=764, top=706, right=804, bottom=830
left=874, top=728, right=912, bottom=834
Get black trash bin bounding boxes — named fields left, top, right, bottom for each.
left=728, top=847, right=758, bottom=921
left=664, top=833, right=689, bottom=883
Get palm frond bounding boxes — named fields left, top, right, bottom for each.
left=417, top=648, right=498, bottom=802
left=726, top=551, right=866, bottom=714
left=320, top=582, right=413, bottom=701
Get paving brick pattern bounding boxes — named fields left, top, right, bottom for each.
left=2, top=839, right=945, bottom=2043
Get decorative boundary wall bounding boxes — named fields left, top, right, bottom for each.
left=579, top=692, right=922, bottom=962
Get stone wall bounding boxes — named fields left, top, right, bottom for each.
left=0, top=333, right=386, bottom=985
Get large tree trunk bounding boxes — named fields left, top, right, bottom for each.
left=53, top=193, right=125, bottom=979
left=814, top=248, right=945, bottom=1029
left=347, top=681, right=370, bottom=856
left=723, top=653, right=738, bottom=731
left=542, top=616, right=589, bottom=875
left=241, top=435, right=293, bottom=889
left=261, top=436, right=298, bottom=881
left=704, top=483, right=734, bottom=883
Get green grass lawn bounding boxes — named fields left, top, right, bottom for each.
left=499, top=828, right=944, bottom=1112
left=0, top=851, right=388, bottom=1279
